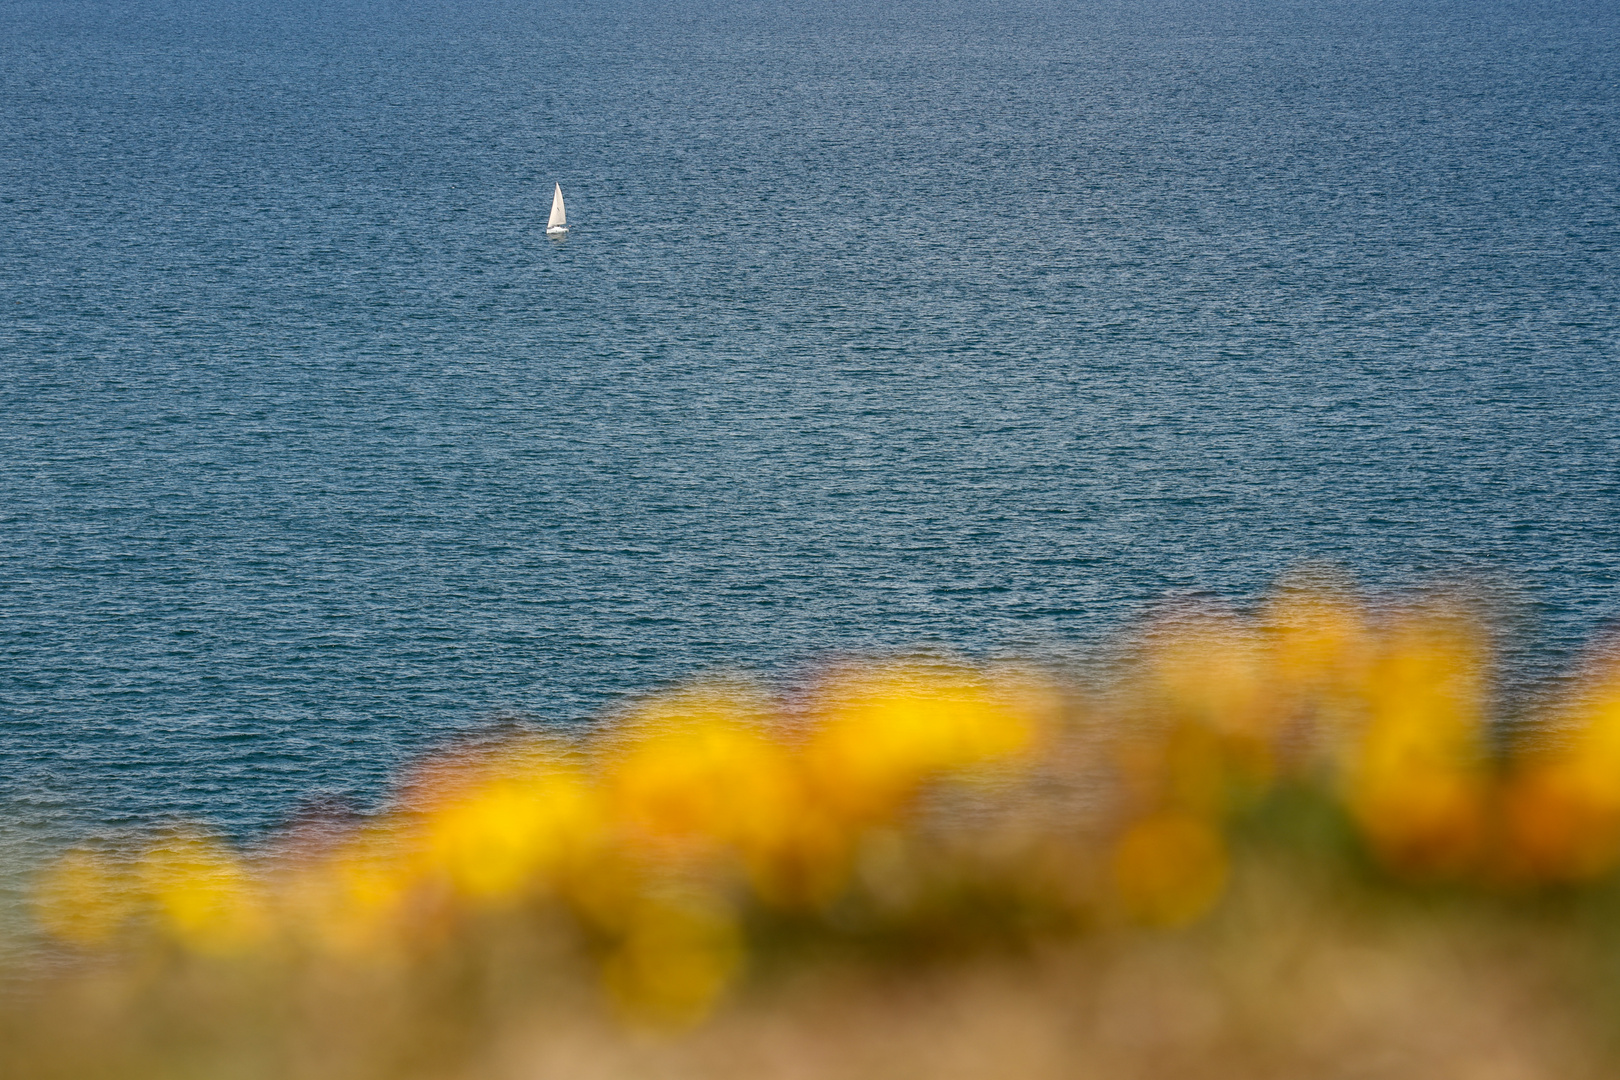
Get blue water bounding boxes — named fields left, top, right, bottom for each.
left=3, top=0, right=1619, bottom=848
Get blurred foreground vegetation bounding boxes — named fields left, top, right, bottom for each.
left=9, top=575, right=1620, bottom=1078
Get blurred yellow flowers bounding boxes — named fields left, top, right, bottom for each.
left=29, top=585, right=1620, bottom=1041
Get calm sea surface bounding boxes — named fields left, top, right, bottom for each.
left=2, top=0, right=1618, bottom=857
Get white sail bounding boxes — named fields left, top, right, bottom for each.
left=546, top=183, right=567, bottom=234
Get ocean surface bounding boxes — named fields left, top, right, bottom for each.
left=2, top=0, right=1618, bottom=860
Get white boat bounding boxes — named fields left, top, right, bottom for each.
left=546, top=183, right=567, bottom=236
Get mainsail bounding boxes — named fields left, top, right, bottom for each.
left=546, top=184, right=567, bottom=234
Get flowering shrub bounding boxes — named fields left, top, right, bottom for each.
left=14, top=578, right=1620, bottom=1076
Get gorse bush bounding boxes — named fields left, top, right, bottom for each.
left=29, top=664, right=1045, bottom=1024
left=12, top=575, right=1620, bottom=1077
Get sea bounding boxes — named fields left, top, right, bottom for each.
left=2, top=0, right=1618, bottom=879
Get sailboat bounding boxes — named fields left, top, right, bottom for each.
left=546, top=183, right=567, bottom=237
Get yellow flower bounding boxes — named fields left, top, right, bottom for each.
left=138, top=835, right=270, bottom=956
left=1144, top=609, right=1275, bottom=744
left=1117, top=611, right=1282, bottom=820
left=1111, top=812, right=1229, bottom=927
left=1262, top=576, right=1373, bottom=742
left=610, top=718, right=798, bottom=852
left=426, top=767, right=603, bottom=905
left=599, top=683, right=860, bottom=909
left=1343, top=612, right=1490, bottom=877
left=804, top=662, right=1038, bottom=826
left=1499, top=655, right=1620, bottom=883
left=285, top=829, right=426, bottom=956
left=599, top=892, right=744, bottom=1027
